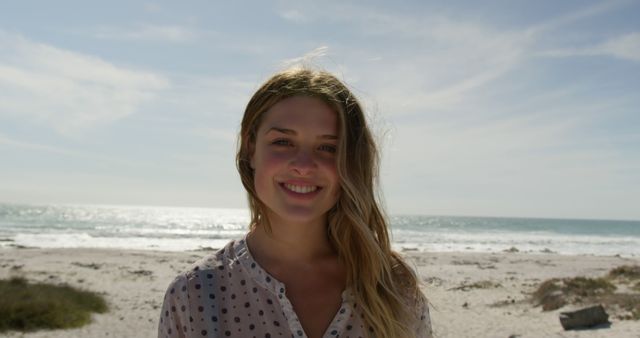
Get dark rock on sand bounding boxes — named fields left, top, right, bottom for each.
left=559, top=305, right=609, bottom=330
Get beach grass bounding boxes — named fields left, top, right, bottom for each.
left=532, top=277, right=616, bottom=311
left=608, top=265, right=640, bottom=280
left=532, top=265, right=640, bottom=320
left=0, top=277, right=108, bottom=332
left=564, top=276, right=617, bottom=296
left=449, top=280, right=502, bottom=291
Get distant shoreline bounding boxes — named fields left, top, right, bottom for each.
left=1, top=243, right=638, bottom=258
left=2, top=203, right=640, bottom=256
left=1, top=201, right=639, bottom=222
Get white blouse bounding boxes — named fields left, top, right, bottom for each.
left=158, top=237, right=432, bottom=338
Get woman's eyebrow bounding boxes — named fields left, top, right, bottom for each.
left=266, top=127, right=295, bottom=135
left=266, top=127, right=337, bottom=140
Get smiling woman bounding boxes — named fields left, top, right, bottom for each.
left=158, top=68, right=432, bottom=338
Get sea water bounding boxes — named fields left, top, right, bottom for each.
left=1, top=203, right=638, bottom=256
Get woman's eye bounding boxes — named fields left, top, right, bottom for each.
left=319, top=144, right=337, bottom=153
left=272, top=139, right=292, bottom=146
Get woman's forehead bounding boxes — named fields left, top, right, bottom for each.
left=259, top=96, right=338, bottom=135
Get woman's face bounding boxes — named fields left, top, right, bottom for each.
left=251, top=96, right=340, bottom=227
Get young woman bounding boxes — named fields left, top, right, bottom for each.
left=158, top=68, right=432, bottom=338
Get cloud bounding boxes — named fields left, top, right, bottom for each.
left=0, top=31, right=169, bottom=135
left=93, top=24, right=198, bottom=42
left=598, top=32, right=640, bottom=62
left=346, top=22, right=531, bottom=116
left=525, top=0, right=629, bottom=36
left=381, top=111, right=640, bottom=218
left=278, top=9, right=309, bottom=23
left=191, top=127, right=237, bottom=143
left=270, top=4, right=534, bottom=115
left=273, top=0, right=633, bottom=118
left=0, top=132, right=149, bottom=167
left=539, top=32, right=640, bottom=62
left=153, top=74, right=255, bottom=119
left=143, top=3, right=162, bottom=13
left=93, top=24, right=198, bottom=43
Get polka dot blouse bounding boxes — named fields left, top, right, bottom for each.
left=158, top=236, right=432, bottom=338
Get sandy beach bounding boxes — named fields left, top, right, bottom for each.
left=1, top=246, right=638, bottom=338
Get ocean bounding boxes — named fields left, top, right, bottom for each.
left=1, top=203, right=639, bottom=256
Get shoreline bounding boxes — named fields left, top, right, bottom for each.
left=3, top=242, right=639, bottom=259
left=1, top=247, right=639, bottom=337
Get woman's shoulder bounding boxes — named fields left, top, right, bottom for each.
left=160, top=238, right=248, bottom=304
left=159, top=239, right=241, bottom=337
left=182, top=239, right=241, bottom=279
left=177, top=236, right=262, bottom=286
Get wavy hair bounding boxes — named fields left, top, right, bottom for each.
left=236, top=67, right=425, bottom=338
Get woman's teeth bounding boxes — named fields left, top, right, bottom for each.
left=284, top=184, right=318, bottom=194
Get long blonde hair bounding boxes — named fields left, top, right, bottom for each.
left=236, top=67, right=425, bottom=338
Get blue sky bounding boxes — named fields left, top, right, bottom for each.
left=0, top=0, right=638, bottom=220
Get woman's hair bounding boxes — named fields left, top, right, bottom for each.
left=236, top=67, right=425, bottom=338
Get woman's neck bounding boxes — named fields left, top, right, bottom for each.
left=247, top=214, right=336, bottom=266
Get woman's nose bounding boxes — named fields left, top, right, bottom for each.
left=289, top=149, right=316, bottom=175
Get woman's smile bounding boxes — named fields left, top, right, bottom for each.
left=278, top=182, right=323, bottom=201
left=281, top=182, right=320, bottom=194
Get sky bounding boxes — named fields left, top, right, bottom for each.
left=0, top=1, right=638, bottom=220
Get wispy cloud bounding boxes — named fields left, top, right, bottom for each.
left=276, top=0, right=634, bottom=117
left=270, top=3, right=531, bottom=115
left=601, top=32, right=640, bottom=62
left=93, top=23, right=198, bottom=42
left=191, top=127, right=237, bottom=142
left=143, top=3, right=162, bottom=13
left=154, top=74, right=255, bottom=119
left=540, top=32, right=640, bottom=62
left=381, top=111, right=637, bottom=218
left=0, top=31, right=169, bottom=135
left=0, top=132, right=146, bottom=167
left=524, top=0, right=629, bottom=36
left=278, top=9, right=309, bottom=23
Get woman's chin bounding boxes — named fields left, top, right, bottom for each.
left=268, top=205, right=331, bottom=226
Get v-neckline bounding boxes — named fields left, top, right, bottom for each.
left=278, top=287, right=352, bottom=338
left=236, top=235, right=353, bottom=338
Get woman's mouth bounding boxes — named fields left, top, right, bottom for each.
left=282, top=183, right=319, bottom=194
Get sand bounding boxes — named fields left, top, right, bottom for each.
left=1, top=247, right=639, bottom=338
